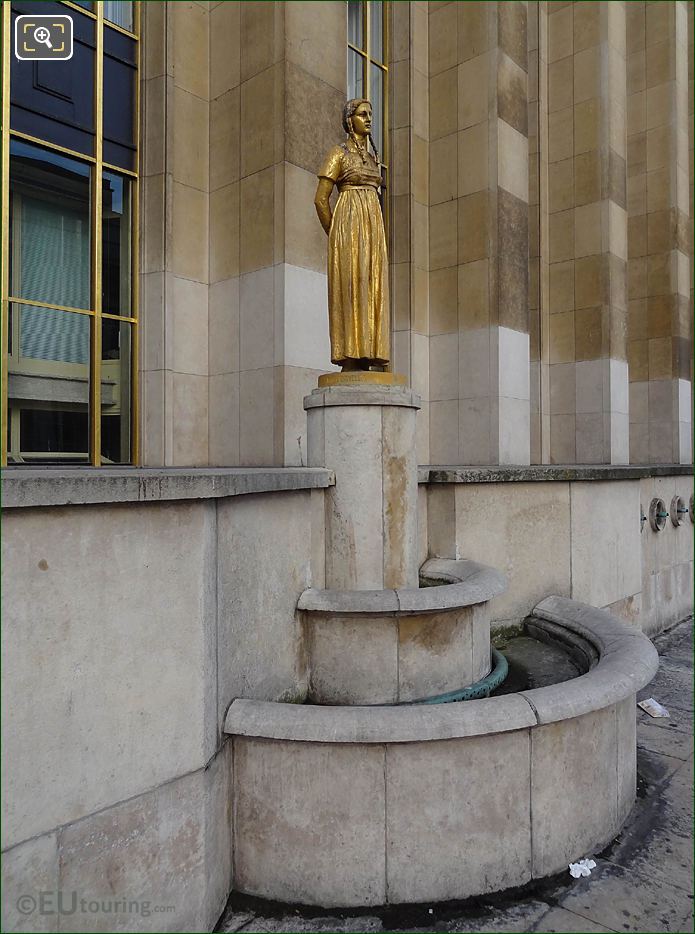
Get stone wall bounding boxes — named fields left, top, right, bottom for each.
left=1, top=465, right=690, bottom=928
left=426, top=468, right=693, bottom=633
left=0, top=482, right=323, bottom=932
left=135, top=1, right=692, bottom=470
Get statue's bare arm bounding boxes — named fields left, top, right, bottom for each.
left=314, top=177, right=334, bottom=236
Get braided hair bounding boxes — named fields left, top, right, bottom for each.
left=342, top=98, right=380, bottom=165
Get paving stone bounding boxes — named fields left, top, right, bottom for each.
left=636, top=745, right=687, bottom=789
left=439, top=901, right=550, bottom=932
left=637, top=721, right=694, bottom=761
left=532, top=906, right=616, bottom=932
left=558, top=858, right=694, bottom=932
left=234, top=916, right=383, bottom=933
left=637, top=664, right=694, bottom=716
left=216, top=912, right=255, bottom=933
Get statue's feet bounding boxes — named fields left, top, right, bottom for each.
left=341, top=358, right=371, bottom=372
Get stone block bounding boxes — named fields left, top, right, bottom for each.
left=382, top=405, right=419, bottom=589
left=1, top=834, right=58, bottom=933
left=397, top=609, right=478, bottom=702
left=57, top=746, right=232, bottom=933
left=233, top=739, right=386, bottom=906
left=1, top=503, right=216, bottom=849
left=216, top=491, right=313, bottom=710
left=569, top=480, right=642, bottom=609
left=530, top=707, right=619, bottom=877
left=307, top=613, right=398, bottom=705
left=386, top=732, right=532, bottom=902
left=451, top=482, right=571, bottom=624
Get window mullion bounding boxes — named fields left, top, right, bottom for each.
left=1, top=2, right=11, bottom=466
left=90, top=3, right=105, bottom=466
left=130, top=0, right=141, bottom=465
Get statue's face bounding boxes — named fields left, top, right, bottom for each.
left=351, top=102, right=372, bottom=136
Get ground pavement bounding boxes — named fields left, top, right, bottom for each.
left=217, top=617, right=694, bottom=934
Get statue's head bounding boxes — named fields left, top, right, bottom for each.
left=342, top=98, right=372, bottom=136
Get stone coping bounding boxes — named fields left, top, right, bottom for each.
left=1, top=467, right=335, bottom=509
left=418, top=464, right=693, bottom=483
left=297, top=559, right=507, bottom=615
left=304, top=385, right=421, bottom=410
left=224, top=597, right=658, bottom=743
left=4, top=464, right=688, bottom=509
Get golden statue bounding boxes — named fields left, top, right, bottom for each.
left=314, top=99, right=389, bottom=371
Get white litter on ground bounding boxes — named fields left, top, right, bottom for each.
left=569, top=858, right=597, bottom=878
left=638, top=697, right=670, bottom=718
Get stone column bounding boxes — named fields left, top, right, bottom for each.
left=305, top=379, right=421, bottom=591
left=391, top=1, right=430, bottom=465
left=429, top=1, right=531, bottom=466
left=546, top=1, right=629, bottom=464
left=626, top=1, right=692, bottom=464
left=140, top=1, right=211, bottom=466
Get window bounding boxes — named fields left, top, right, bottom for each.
left=1, top=0, right=139, bottom=465
left=347, top=0, right=388, bottom=229
left=347, top=0, right=388, bottom=165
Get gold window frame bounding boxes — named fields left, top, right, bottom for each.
left=0, top=0, right=140, bottom=466
left=347, top=0, right=389, bottom=179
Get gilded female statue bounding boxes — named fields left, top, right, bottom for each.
left=314, top=99, right=389, bottom=370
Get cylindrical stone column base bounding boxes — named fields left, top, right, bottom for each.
left=304, top=380, right=421, bottom=591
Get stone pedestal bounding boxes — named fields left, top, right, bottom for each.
left=304, top=377, right=421, bottom=591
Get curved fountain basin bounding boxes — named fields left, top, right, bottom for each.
left=299, top=559, right=507, bottom=704
left=224, top=597, right=658, bottom=908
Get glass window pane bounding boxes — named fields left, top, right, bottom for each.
left=370, top=64, right=384, bottom=160
left=101, top=320, right=131, bottom=464
left=370, top=1, right=384, bottom=62
left=348, top=49, right=364, bottom=101
left=9, top=140, right=91, bottom=310
left=102, top=173, right=132, bottom=316
left=103, top=31, right=137, bottom=171
left=104, top=1, right=133, bottom=32
left=10, top=3, right=96, bottom=157
left=8, top=304, right=90, bottom=464
left=348, top=0, right=363, bottom=49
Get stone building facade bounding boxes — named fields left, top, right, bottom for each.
left=1, top=2, right=693, bottom=932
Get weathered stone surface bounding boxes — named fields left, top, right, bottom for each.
left=533, top=907, right=615, bottom=932
left=1, top=467, right=334, bottom=509
left=225, top=694, right=536, bottom=743
left=1, top=502, right=217, bottom=848
left=382, top=404, right=419, bottom=588
left=216, top=491, right=313, bottom=709
left=385, top=732, right=532, bottom=903
left=306, top=385, right=421, bottom=591
left=559, top=859, right=693, bottom=933
left=570, top=481, right=642, bottom=610
left=57, top=745, right=231, bottom=932
left=233, top=738, right=386, bottom=906
left=308, top=613, right=399, bottom=704
left=304, top=385, right=421, bottom=410
left=530, top=707, right=619, bottom=878
left=397, top=608, right=477, bottom=702
left=423, top=464, right=693, bottom=483
left=1, top=834, right=58, bottom=933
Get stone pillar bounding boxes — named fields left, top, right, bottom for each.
left=305, top=378, right=421, bottom=591
left=391, top=1, right=430, bottom=465
left=140, top=1, right=211, bottom=466
left=429, top=1, right=531, bottom=466
left=626, top=0, right=692, bottom=463
left=207, top=1, right=346, bottom=467
left=546, top=1, right=629, bottom=464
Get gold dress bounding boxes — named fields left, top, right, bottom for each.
left=318, top=142, right=389, bottom=366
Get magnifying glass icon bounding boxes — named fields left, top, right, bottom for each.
left=34, top=25, right=53, bottom=49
